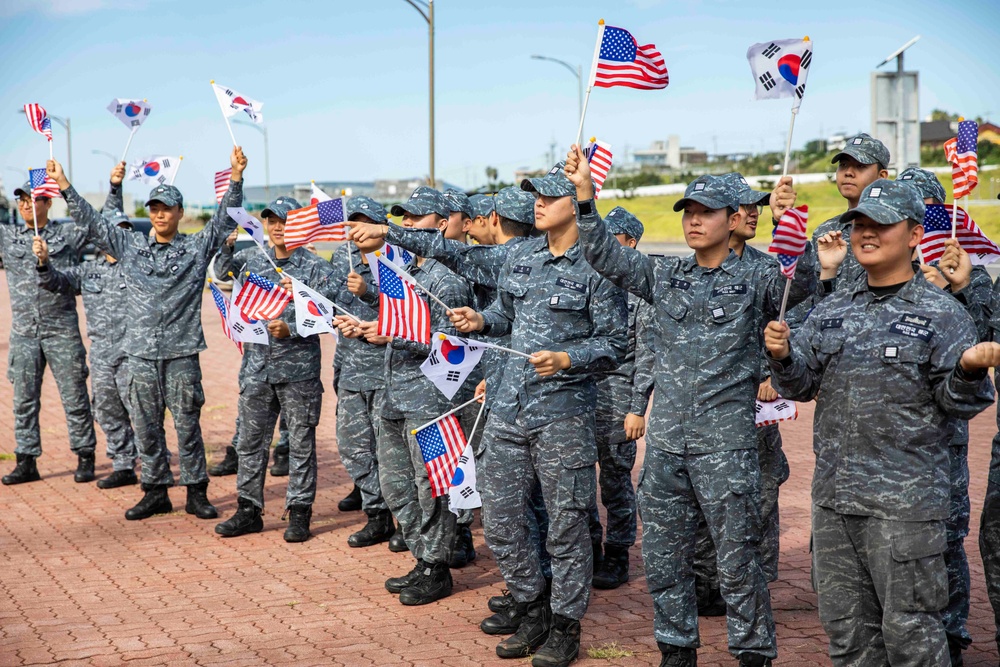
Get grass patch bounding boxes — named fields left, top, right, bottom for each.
left=587, top=642, right=635, bottom=660
left=0, top=453, right=15, bottom=461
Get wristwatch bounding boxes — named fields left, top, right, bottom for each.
left=577, top=199, right=596, bottom=216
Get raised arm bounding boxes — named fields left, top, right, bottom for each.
left=197, top=146, right=246, bottom=256
left=49, top=159, right=131, bottom=261
left=101, top=162, right=126, bottom=215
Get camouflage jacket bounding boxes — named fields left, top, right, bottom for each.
left=595, top=293, right=655, bottom=424
left=327, top=244, right=384, bottom=393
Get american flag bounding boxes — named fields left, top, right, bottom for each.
left=23, top=103, right=52, bottom=141
left=585, top=138, right=613, bottom=198
left=233, top=272, right=291, bottom=321
left=920, top=204, right=1000, bottom=266
left=28, top=168, right=61, bottom=200
left=209, top=282, right=242, bottom=353
left=214, top=168, right=232, bottom=204
left=284, top=198, right=349, bottom=249
left=593, top=25, right=669, bottom=90
left=768, top=205, right=809, bottom=278
left=944, top=120, right=979, bottom=199
left=414, top=414, right=468, bottom=497
left=376, top=255, right=430, bottom=345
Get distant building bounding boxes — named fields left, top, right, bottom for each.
left=920, top=120, right=957, bottom=148
left=633, top=136, right=707, bottom=169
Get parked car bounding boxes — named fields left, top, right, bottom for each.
left=80, top=217, right=153, bottom=261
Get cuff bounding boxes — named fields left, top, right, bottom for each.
left=955, top=361, right=987, bottom=382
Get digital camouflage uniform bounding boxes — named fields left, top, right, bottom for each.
left=0, top=182, right=121, bottom=459
left=37, top=249, right=136, bottom=471
left=981, top=274, right=1000, bottom=655
left=770, top=180, right=995, bottom=667
left=64, top=180, right=241, bottom=488
left=577, top=175, right=817, bottom=659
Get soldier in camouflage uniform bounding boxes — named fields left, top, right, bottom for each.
left=586, top=206, right=655, bottom=591
left=0, top=178, right=113, bottom=485
left=34, top=211, right=138, bottom=489
left=346, top=186, right=476, bottom=606
left=765, top=179, right=997, bottom=667
left=51, top=148, right=246, bottom=521
left=208, top=414, right=288, bottom=477
left=983, top=278, right=1000, bottom=657
left=213, top=197, right=329, bottom=542
left=567, top=143, right=819, bottom=666
left=449, top=163, right=628, bottom=667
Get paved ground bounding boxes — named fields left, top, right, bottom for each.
left=0, top=271, right=998, bottom=666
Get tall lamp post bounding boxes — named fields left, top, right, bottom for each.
left=17, top=109, right=72, bottom=182
left=92, top=150, right=119, bottom=193
left=233, top=119, right=270, bottom=201
left=531, top=55, right=584, bottom=130
left=402, top=0, right=434, bottom=188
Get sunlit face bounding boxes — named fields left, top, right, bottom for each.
left=682, top=201, right=737, bottom=250
left=402, top=211, right=442, bottom=230
left=17, top=195, right=50, bottom=225
left=264, top=215, right=285, bottom=247
left=464, top=214, right=492, bottom=244
left=732, top=203, right=763, bottom=242
left=851, top=216, right=922, bottom=272
left=836, top=156, right=884, bottom=203
left=532, top=194, right=574, bottom=232
left=441, top=212, right=468, bottom=242
left=148, top=201, right=183, bottom=238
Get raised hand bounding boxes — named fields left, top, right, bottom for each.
left=47, top=159, right=69, bottom=190
left=816, top=230, right=848, bottom=280
left=769, top=176, right=796, bottom=220
left=564, top=144, right=594, bottom=202
left=230, top=146, right=247, bottom=180
left=939, top=238, right=972, bottom=291
left=110, top=161, right=126, bottom=186
left=764, top=320, right=791, bottom=360
left=345, top=220, right=388, bottom=244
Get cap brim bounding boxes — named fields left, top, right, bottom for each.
left=832, top=148, right=877, bottom=165
left=842, top=202, right=905, bottom=226
left=673, top=193, right=730, bottom=212
left=521, top=177, right=572, bottom=198
left=13, top=188, right=28, bottom=198
left=145, top=197, right=180, bottom=207
left=261, top=208, right=285, bottom=220
left=390, top=203, right=420, bottom=217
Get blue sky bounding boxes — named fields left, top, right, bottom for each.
left=1, top=0, right=998, bottom=205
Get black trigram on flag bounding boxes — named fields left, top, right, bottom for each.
left=446, top=371, right=461, bottom=382
left=795, top=84, right=806, bottom=99
left=251, top=326, right=266, bottom=336
left=801, top=50, right=812, bottom=69
left=161, top=158, right=171, bottom=168
left=303, top=318, right=316, bottom=328
left=233, top=322, right=245, bottom=333
left=460, top=487, right=475, bottom=499
left=759, top=72, right=777, bottom=91
left=774, top=402, right=791, bottom=412
left=459, top=455, right=469, bottom=465
left=427, top=351, right=440, bottom=366
left=762, top=43, right=781, bottom=58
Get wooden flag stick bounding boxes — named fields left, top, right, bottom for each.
left=210, top=80, right=238, bottom=147
left=574, top=19, right=605, bottom=148
left=439, top=333, right=534, bottom=360
left=375, top=251, right=453, bottom=312
left=411, top=394, right=486, bottom=435
left=121, top=127, right=138, bottom=164
left=465, top=399, right=487, bottom=443
left=169, top=156, right=183, bottom=186
left=777, top=277, right=793, bottom=323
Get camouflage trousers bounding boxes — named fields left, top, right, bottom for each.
left=812, top=505, right=949, bottom=666
left=236, top=378, right=323, bottom=509
left=638, top=446, right=775, bottom=658
left=378, top=414, right=456, bottom=566
left=979, top=422, right=1000, bottom=654
left=943, top=443, right=971, bottom=650
left=587, top=420, right=637, bottom=549
left=694, top=424, right=787, bottom=602
left=8, top=331, right=96, bottom=456
left=128, top=355, right=206, bottom=487
left=91, top=356, right=136, bottom=471
left=336, top=388, right=387, bottom=512
left=480, top=412, right=596, bottom=620
left=231, top=414, right=289, bottom=451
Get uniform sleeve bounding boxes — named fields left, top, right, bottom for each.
left=576, top=204, right=656, bottom=304
left=950, top=265, right=992, bottom=342
left=760, top=242, right=817, bottom=320
left=388, top=224, right=505, bottom=290
left=102, top=183, right=124, bottom=216
left=479, top=254, right=516, bottom=338
left=932, top=314, right=996, bottom=420
left=563, top=277, right=628, bottom=374
left=768, top=309, right=826, bottom=401
left=629, top=299, right=655, bottom=416
left=196, top=180, right=243, bottom=258
left=63, top=185, right=131, bottom=260
left=36, top=263, right=82, bottom=295
left=391, top=270, right=473, bottom=356
left=214, top=246, right=253, bottom=282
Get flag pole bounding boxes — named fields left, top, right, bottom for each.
left=574, top=19, right=605, bottom=148
left=121, top=127, right=138, bottom=164
left=29, top=175, right=38, bottom=236
left=48, top=139, right=53, bottom=161
left=210, top=80, right=238, bottom=147
left=466, top=400, right=487, bottom=443
left=410, top=394, right=486, bottom=435
left=168, top=155, right=183, bottom=186
left=444, top=334, right=534, bottom=360
left=375, top=251, right=453, bottom=312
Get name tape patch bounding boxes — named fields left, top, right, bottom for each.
left=556, top=277, right=586, bottom=293
left=670, top=278, right=691, bottom=291
left=889, top=321, right=933, bottom=342
left=820, top=318, right=843, bottom=330
left=513, top=265, right=532, bottom=275
left=711, top=284, right=748, bottom=297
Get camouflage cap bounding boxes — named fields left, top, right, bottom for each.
left=719, top=172, right=770, bottom=207
left=672, top=175, right=740, bottom=212
left=261, top=196, right=301, bottom=221
left=347, top=195, right=388, bottom=222
left=13, top=182, right=34, bottom=199
left=107, top=210, right=132, bottom=228
left=842, top=179, right=925, bottom=226
left=833, top=133, right=891, bottom=168
left=469, top=193, right=495, bottom=219
left=521, top=161, right=576, bottom=198
left=145, top=184, right=184, bottom=208
left=390, top=186, right=450, bottom=218
left=494, top=186, right=535, bottom=225
left=896, top=167, right=947, bottom=204
left=605, top=206, right=644, bottom=242
left=443, top=189, right=473, bottom=218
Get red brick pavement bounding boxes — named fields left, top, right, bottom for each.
left=0, top=271, right=998, bottom=666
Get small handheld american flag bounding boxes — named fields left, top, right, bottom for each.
left=920, top=204, right=1000, bottom=265
left=944, top=120, right=978, bottom=200
left=592, top=25, right=669, bottom=90
left=284, top=198, right=349, bottom=250
left=585, top=138, right=613, bottom=199
left=376, top=255, right=430, bottom=345
left=214, top=168, right=232, bottom=204
left=233, top=272, right=291, bottom=321
left=209, top=282, right=242, bottom=353
left=413, top=414, right=468, bottom=498
left=28, top=168, right=61, bottom=200
left=23, top=104, right=53, bottom=142
left=768, top=205, right=809, bottom=278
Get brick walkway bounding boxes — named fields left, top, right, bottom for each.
left=0, top=271, right=998, bottom=666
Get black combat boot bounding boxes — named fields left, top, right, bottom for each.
left=697, top=585, right=726, bottom=617
left=125, top=484, right=172, bottom=520
left=348, top=509, right=395, bottom=548
left=488, top=589, right=514, bottom=613
left=2, top=454, right=41, bottom=485
left=592, top=544, right=630, bottom=589
left=399, top=562, right=453, bottom=606
left=185, top=482, right=218, bottom=519
left=737, top=654, right=771, bottom=667
left=388, top=524, right=409, bottom=553
left=269, top=445, right=289, bottom=477
left=450, top=524, right=477, bottom=568
left=208, top=446, right=238, bottom=476
left=97, top=469, right=138, bottom=489
left=338, top=484, right=362, bottom=511
left=496, top=597, right=551, bottom=658
left=283, top=505, right=312, bottom=543
left=73, top=449, right=96, bottom=483
left=386, top=560, right=425, bottom=594
left=481, top=597, right=528, bottom=635
left=531, top=613, right=581, bottom=667
left=658, top=642, right=697, bottom=667
left=215, top=498, right=263, bottom=537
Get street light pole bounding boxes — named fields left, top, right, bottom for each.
left=531, top=54, right=584, bottom=128
left=402, top=0, right=434, bottom=188
left=233, top=120, right=270, bottom=201
left=17, top=109, right=73, bottom=181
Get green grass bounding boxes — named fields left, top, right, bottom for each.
left=600, top=181, right=1000, bottom=243
left=0, top=453, right=14, bottom=461
left=586, top=642, right=635, bottom=660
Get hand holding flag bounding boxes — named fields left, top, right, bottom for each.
left=769, top=204, right=809, bottom=322
left=584, top=138, right=613, bottom=199
left=420, top=334, right=487, bottom=400
left=209, top=280, right=242, bottom=353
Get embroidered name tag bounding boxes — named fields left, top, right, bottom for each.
left=820, top=318, right=843, bottom=330
left=900, top=313, right=931, bottom=327
left=513, top=265, right=532, bottom=275
left=556, top=277, right=586, bottom=293
left=889, top=321, right=933, bottom=342
left=166, top=248, right=186, bottom=260
left=137, top=249, right=152, bottom=259
left=670, top=278, right=691, bottom=290
left=711, top=284, right=748, bottom=297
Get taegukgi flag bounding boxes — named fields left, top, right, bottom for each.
left=290, top=276, right=337, bottom=337
left=448, top=445, right=482, bottom=512
left=747, top=38, right=813, bottom=109
left=212, top=83, right=264, bottom=124
left=107, top=98, right=152, bottom=129
left=228, top=278, right=271, bottom=345
left=128, top=156, right=180, bottom=186
left=226, top=206, right=265, bottom=246
left=420, top=333, right=486, bottom=400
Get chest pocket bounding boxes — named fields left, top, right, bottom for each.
left=706, top=294, right=754, bottom=353
left=878, top=340, right=932, bottom=404
left=547, top=291, right=589, bottom=338
left=6, top=243, right=27, bottom=260
left=503, top=276, right=529, bottom=299
left=45, top=236, right=69, bottom=259
left=82, top=278, right=104, bottom=294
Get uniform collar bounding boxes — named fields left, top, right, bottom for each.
left=531, top=238, right=582, bottom=264
left=679, top=248, right=739, bottom=274
left=852, top=268, right=923, bottom=304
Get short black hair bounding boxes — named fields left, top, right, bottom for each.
left=498, top=215, right=534, bottom=238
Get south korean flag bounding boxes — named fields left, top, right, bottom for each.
left=227, top=278, right=269, bottom=345
left=755, top=397, right=798, bottom=427
left=746, top=38, right=813, bottom=109
left=448, top=444, right=482, bottom=512
left=107, top=98, right=152, bottom=129
left=290, top=276, right=337, bottom=337
left=420, top=333, right=486, bottom=400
